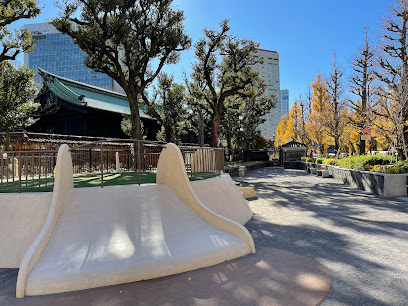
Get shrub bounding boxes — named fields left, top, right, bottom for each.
left=387, top=161, right=408, bottom=174
left=322, top=158, right=336, bottom=165
left=315, top=158, right=324, bottom=164
left=370, top=165, right=390, bottom=173
left=336, top=154, right=392, bottom=171
left=301, top=157, right=315, bottom=162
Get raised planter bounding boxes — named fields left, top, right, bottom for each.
left=297, top=161, right=408, bottom=197
left=326, top=165, right=407, bottom=197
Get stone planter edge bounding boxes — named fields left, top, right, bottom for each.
left=298, top=161, right=407, bottom=197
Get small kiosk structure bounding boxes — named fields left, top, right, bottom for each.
left=279, top=140, right=307, bottom=166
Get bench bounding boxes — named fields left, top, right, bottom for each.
left=310, top=168, right=317, bottom=174
left=317, top=169, right=330, bottom=178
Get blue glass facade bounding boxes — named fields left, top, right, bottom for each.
left=28, top=32, right=114, bottom=90
left=280, top=89, right=289, bottom=116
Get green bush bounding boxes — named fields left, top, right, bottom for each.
left=370, top=165, right=391, bottom=173
left=322, top=158, right=337, bottom=165
left=301, top=157, right=315, bottom=162
left=315, top=158, right=324, bottom=164
left=387, top=161, right=408, bottom=174
left=336, top=154, right=392, bottom=171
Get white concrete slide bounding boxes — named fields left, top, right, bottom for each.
left=191, top=174, right=253, bottom=225
left=239, top=187, right=258, bottom=199
left=16, top=143, right=255, bottom=297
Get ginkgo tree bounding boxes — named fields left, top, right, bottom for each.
left=274, top=114, right=288, bottom=147
left=309, top=73, right=332, bottom=154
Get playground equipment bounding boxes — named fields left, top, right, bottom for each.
left=239, top=186, right=258, bottom=199
left=8, top=143, right=255, bottom=298
left=191, top=174, right=253, bottom=225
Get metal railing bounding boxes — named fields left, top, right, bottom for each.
left=0, top=139, right=225, bottom=192
left=69, top=138, right=225, bottom=187
left=69, top=139, right=166, bottom=188
left=0, top=150, right=58, bottom=192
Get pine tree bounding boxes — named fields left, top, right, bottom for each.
left=0, top=0, right=40, bottom=62
left=52, top=0, right=191, bottom=140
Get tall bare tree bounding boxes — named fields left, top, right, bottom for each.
left=298, top=96, right=313, bottom=152
left=349, top=28, right=376, bottom=154
left=326, top=54, right=346, bottom=154
left=376, top=0, right=408, bottom=159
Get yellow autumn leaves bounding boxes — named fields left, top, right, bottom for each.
left=275, top=73, right=399, bottom=154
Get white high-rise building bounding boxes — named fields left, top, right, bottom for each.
left=251, top=49, right=280, bottom=140
left=280, top=89, right=289, bottom=116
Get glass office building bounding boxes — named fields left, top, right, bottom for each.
left=24, top=23, right=119, bottom=91
left=280, top=89, right=289, bottom=117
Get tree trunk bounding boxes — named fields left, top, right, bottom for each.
left=128, top=91, right=142, bottom=140
left=164, top=123, right=171, bottom=143
left=242, top=128, right=249, bottom=150
left=211, top=111, right=220, bottom=147
left=198, top=113, right=204, bottom=147
left=226, top=133, right=232, bottom=150
left=335, top=137, right=340, bottom=154
left=5, top=126, right=10, bottom=150
left=319, top=143, right=325, bottom=155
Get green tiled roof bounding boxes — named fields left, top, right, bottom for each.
left=38, top=68, right=150, bottom=119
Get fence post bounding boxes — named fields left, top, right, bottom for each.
left=89, top=148, right=92, bottom=172
left=137, top=141, right=141, bottom=186
left=100, top=144, right=104, bottom=188
left=18, top=152, right=22, bottom=193
left=38, top=153, right=41, bottom=187
left=1, top=153, right=3, bottom=188
left=115, top=151, right=120, bottom=172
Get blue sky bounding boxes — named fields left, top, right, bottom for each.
left=11, top=0, right=394, bottom=107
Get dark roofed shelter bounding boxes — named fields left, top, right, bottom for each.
left=29, top=68, right=159, bottom=139
left=279, top=140, right=307, bottom=166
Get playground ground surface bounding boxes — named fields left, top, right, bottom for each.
left=1, top=166, right=407, bottom=305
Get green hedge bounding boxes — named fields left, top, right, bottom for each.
left=300, top=154, right=407, bottom=173
left=322, top=158, right=337, bottom=165
left=335, top=154, right=392, bottom=171
left=387, top=161, right=408, bottom=174
left=301, top=157, right=315, bottom=162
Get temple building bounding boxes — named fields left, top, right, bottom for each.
left=29, top=68, right=159, bottom=140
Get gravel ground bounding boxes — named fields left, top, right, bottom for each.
left=238, top=167, right=408, bottom=306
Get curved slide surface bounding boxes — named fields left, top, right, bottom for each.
left=17, top=144, right=255, bottom=297
left=191, top=174, right=253, bottom=225
left=25, top=184, right=250, bottom=296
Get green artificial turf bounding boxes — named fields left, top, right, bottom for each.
left=0, top=171, right=218, bottom=193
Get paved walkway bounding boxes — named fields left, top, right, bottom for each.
left=0, top=247, right=331, bottom=306
left=238, top=167, right=408, bottom=306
